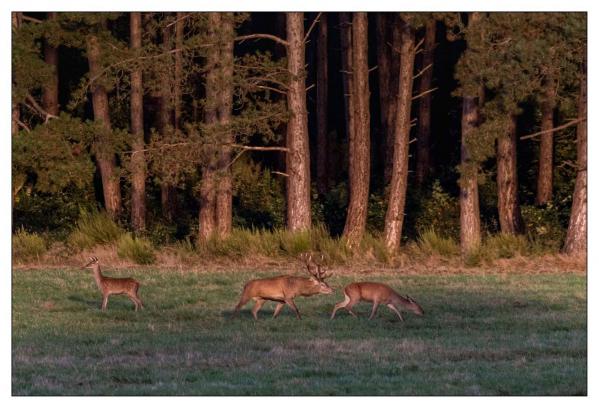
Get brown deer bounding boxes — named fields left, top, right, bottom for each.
left=233, top=253, right=333, bottom=320
left=330, top=282, right=423, bottom=321
left=83, top=256, right=144, bottom=311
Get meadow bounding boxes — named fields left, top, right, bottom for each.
left=12, top=266, right=586, bottom=395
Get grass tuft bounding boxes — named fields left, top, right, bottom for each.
left=483, top=233, right=529, bottom=259
left=13, top=228, right=47, bottom=261
left=417, top=228, right=460, bottom=258
left=116, top=233, right=156, bottom=264
left=67, top=211, right=124, bottom=250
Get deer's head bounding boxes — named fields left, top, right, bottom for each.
left=299, top=252, right=334, bottom=294
left=405, top=295, right=424, bottom=315
left=83, top=256, right=99, bottom=268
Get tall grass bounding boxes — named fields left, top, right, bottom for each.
left=416, top=228, right=460, bottom=258
left=13, top=228, right=47, bottom=262
left=67, top=211, right=124, bottom=250
left=116, top=233, right=156, bottom=264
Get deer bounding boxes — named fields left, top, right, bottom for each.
left=233, top=253, right=333, bottom=320
left=83, top=256, right=144, bottom=311
left=330, top=282, right=423, bottom=321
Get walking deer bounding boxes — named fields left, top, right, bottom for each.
left=233, top=253, right=333, bottom=320
left=330, top=282, right=423, bottom=321
left=83, top=256, right=144, bottom=311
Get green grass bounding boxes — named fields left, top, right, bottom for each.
left=12, top=267, right=586, bottom=395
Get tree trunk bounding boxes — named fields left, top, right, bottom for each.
left=497, top=115, right=524, bottom=235
left=12, top=12, right=21, bottom=136
left=130, top=12, right=146, bottom=232
left=536, top=71, right=557, bottom=205
left=384, top=19, right=415, bottom=252
left=342, top=12, right=370, bottom=248
left=159, top=17, right=177, bottom=222
left=459, top=93, right=482, bottom=254
left=87, top=34, right=122, bottom=218
left=315, top=13, right=328, bottom=195
left=174, top=12, right=184, bottom=129
left=42, top=12, right=59, bottom=116
left=215, top=13, right=235, bottom=238
left=285, top=12, right=312, bottom=232
left=564, top=65, right=587, bottom=255
left=339, top=12, right=355, bottom=183
left=415, top=18, right=436, bottom=186
left=375, top=13, right=391, bottom=176
left=198, top=12, right=221, bottom=240
left=384, top=15, right=401, bottom=185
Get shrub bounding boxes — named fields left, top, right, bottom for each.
left=116, top=234, right=156, bottom=264
left=483, top=233, right=529, bottom=259
left=521, top=204, right=565, bottom=252
left=67, top=210, right=124, bottom=250
left=413, top=181, right=460, bottom=241
left=417, top=228, right=460, bottom=258
left=13, top=228, right=47, bottom=261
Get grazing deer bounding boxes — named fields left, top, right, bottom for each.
left=83, top=256, right=144, bottom=311
left=233, top=253, right=333, bottom=320
left=330, top=282, right=423, bottom=321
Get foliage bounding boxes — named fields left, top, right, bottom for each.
left=13, top=228, right=47, bottom=261
left=416, top=228, right=460, bottom=258
left=232, top=158, right=285, bottom=230
left=413, top=181, right=461, bottom=241
left=116, top=233, right=156, bottom=264
left=67, top=210, right=124, bottom=250
left=521, top=204, right=566, bottom=251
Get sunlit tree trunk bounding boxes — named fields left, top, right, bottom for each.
left=415, top=18, right=436, bottom=186
left=564, top=64, right=587, bottom=255
left=384, top=18, right=415, bottom=252
left=339, top=11, right=355, bottom=182
left=375, top=13, right=391, bottom=176
left=215, top=13, right=235, bottom=238
left=42, top=12, right=59, bottom=116
left=130, top=12, right=146, bottom=232
left=343, top=12, right=370, bottom=248
left=497, top=115, right=524, bottom=235
left=384, top=15, right=401, bottom=185
left=285, top=12, right=312, bottom=232
left=12, top=12, right=21, bottom=136
left=87, top=33, right=122, bottom=218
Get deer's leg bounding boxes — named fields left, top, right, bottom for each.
left=101, top=295, right=109, bottom=311
left=134, top=286, right=144, bottom=310
left=345, top=298, right=359, bottom=318
left=128, top=295, right=139, bottom=311
left=251, top=298, right=266, bottom=320
left=387, top=304, right=404, bottom=322
left=369, top=302, right=380, bottom=320
left=285, top=299, right=301, bottom=320
left=273, top=302, right=285, bottom=318
left=331, top=293, right=351, bottom=319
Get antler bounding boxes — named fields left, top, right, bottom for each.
left=312, top=254, right=333, bottom=281
left=83, top=256, right=98, bottom=267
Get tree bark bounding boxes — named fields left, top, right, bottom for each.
left=384, top=15, right=401, bottom=185
left=130, top=12, right=146, bottom=232
left=339, top=12, right=355, bottom=183
left=564, top=65, right=587, bottom=255
left=42, top=12, right=59, bottom=116
left=375, top=13, right=391, bottom=177
left=12, top=12, right=21, bottom=136
left=174, top=12, right=184, bottom=129
left=536, top=71, right=557, bottom=205
left=285, top=12, right=312, bottom=232
left=497, top=115, right=524, bottom=235
left=415, top=18, right=436, bottom=186
left=384, top=19, right=416, bottom=252
left=459, top=94, right=482, bottom=254
left=87, top=34, right=122, bottom=218
left=215, top=13, right=235, bottom=238
left=342, top=12, right=370, bottom=248
left=315, top=13, right=328, bottom=195
left=158, top=17, right=177, bottom=222
left=198, top=12, right=221, bottom=240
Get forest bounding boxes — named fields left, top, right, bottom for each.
left=11, top=12, right=587, bottom=266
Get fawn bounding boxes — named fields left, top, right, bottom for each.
left=233, top=253, right=333, bottom=320
left=83, top=256, right=144, bottom=311
left=330, top=282, right=423, bottom=321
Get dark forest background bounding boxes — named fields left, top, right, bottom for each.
left=11, top=12, right=587, bottom=265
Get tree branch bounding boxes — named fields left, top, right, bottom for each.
left=520, top=118, right=586, bottom=141
left=235, top=34, right=289, bottom=48
left=25, top=94, right=58, bottom=122
left=303, top=12, right=323, bottom=43
left=412, top=87, right=438, bottom=101
left=21, top=15, right=43, bottom=24
left=413, top=63, right=433, bottom=80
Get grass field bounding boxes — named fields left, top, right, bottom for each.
left=12, top=266, right=587, bottom=395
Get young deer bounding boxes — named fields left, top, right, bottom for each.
left=233, top=253, right=333, bottom=320
left=330, top=282, right=423, bottom=321
left=83, top=256, right=144, bottom=311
